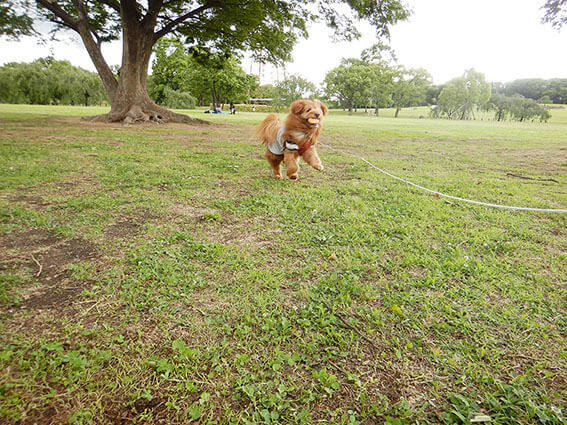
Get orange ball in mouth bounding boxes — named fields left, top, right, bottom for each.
left=307, top=118, right=320, bottom=124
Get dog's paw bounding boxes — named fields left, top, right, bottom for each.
left=273, top=174, right=282, bottom=179
left=312, top=163, right=324, bottom=171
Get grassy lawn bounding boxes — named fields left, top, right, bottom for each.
left=0, top=104, right=565, bottom=424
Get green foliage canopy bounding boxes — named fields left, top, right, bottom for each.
left=0, top=0, right=34, bottom=38
left=29, top=0, right=411, bottom=69
left=323, top=60, right=377, bottom=114
left=437, top=69, right=491, bottom=120
left=150, top=38, right=259, bottom=107
left=0, top=58, right=107, bottom=105
left=323, top=45, right=432, bottom=116
left=275, top=74, right=317, bottom=104
left=390, top=67, right=432, bottom=117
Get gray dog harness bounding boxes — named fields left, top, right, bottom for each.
left=268, top=127, right=315, bottom=155
left=267, top=127, right=299, bottom=155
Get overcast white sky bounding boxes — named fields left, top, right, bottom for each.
left=1, top=0, right=566, bottom=86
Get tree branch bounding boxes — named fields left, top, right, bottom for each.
left=82, top=0, right=111, bottom=48
left=147, top=0, right=164, bottom=18
left=96, top=0, right=121, bottom=13
left=36, top=0, right=79, bottom=30
left=67, top=0, right=118, bottom=101
left=153, top=1, right=220, bottom=42
left=72, top=0, right=98, bottom=39
left=142, top=0, right=164, bottom=29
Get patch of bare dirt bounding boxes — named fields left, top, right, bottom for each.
left=7, top=178, right=100, bottom=212
left=202, top=218, right=280, bottom=250
left=9, top=194, right=54, bottom=210
left=1, top=228, right=100, bottom=312
left=170, top=204, right=215, bottom=219
left=103, top=212, right=157, bottom=241
left=1, top=228, right=59, bottom=251
left=102, top=394, right=171, bottom=425
left=15, top=404, right=63, bottom=425
left=53, top=116, right=213, bottom=133
left=36, top=238, right=98, bottom=282
left=105, top=219, right=141, bottom=239
left=169, top=202, right=281, bottom=252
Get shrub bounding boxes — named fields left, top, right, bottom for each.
left=162, top=87, right=196, bottom=109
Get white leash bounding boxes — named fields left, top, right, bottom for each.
left=319, top=142, right=567, bottom=213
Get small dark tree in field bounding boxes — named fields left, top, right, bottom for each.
left=483, top=93, right=511, bottom=121
left=437, top=69, right=491, bottom=120
left=5, top=0, right=409, bottom=124
left=483, top=94, right=551, bottom=122
left=509, top=96, right=551, bottom=122
left=391, top=67, right=431, bottom=117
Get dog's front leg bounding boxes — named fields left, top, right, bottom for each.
left=302, top=147, right=324, bottom=171
left=284, top=150, right=300, bottom=180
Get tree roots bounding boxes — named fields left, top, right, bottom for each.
left=82, top=104, right=209, bottom=125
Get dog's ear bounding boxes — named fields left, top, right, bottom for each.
left=317, top=100, right=328, bottom=116
left=290, top=100, right=306, bottom=115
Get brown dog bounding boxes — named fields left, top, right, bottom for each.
left=255, top=100, right=328, bottom=179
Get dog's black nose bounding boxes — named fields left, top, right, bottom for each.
left=314, top=113, right=320, bottom=118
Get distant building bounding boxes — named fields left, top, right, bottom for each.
left=250, top=98, right=273, bottom=105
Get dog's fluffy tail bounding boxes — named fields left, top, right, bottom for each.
left=254, top=113, right=282, bottom=145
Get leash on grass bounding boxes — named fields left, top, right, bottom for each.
left=319, top=142, right=567, bottom=214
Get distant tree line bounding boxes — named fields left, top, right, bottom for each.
left=321, top=44, right=431, bottom=117
left=0, top=49, right=558, bottom=124
left=322, top=55, right=553, bottom=122
left=0, top=58, right=107, bottom=106
left=427, top=74, right=553, bottom=122
left=492, top=79, right=567, bottom=104
left=481, top=94, right=550, bottom=122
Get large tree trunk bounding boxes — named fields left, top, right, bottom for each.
left=78, top=2, right=205, bottom=125
left=36, top=0, right=209, bottom=124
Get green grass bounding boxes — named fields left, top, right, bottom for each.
left=0, top=104, right=565, bottom=424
